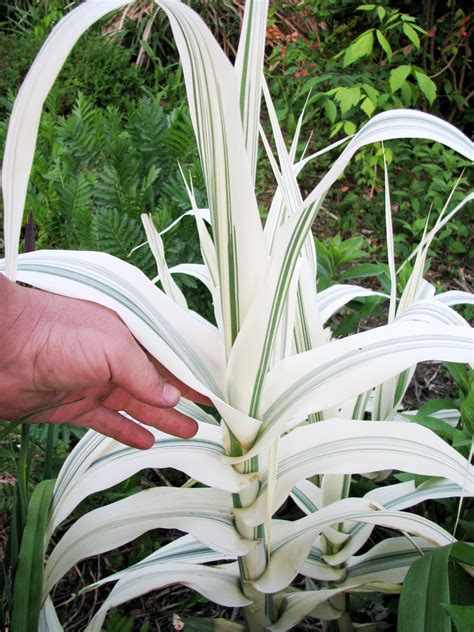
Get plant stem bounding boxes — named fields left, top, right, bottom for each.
left=17, top=423, right=31, bottom=530
left=43, top=424, right=56, bottom=480
left=233, top=463, right=274, bottom=630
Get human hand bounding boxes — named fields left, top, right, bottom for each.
left=0, top=274, right=206, bottom=448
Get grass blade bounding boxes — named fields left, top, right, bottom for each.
left=10, top=480, right=55, bottom=632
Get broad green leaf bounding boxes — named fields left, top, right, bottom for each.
left=44, top=487, right=253, bottom=595
left=11, top=480, right=55, bottom=632
left=414, top=70, right=437, bottom=105
left=85, top=562, right=250, bottom=632
left=461, top=383, right=474, bottom=435
left=443, top=605, right=474, bottom=632
left=338, top=262, right=385, bottom=280
left=398, top=542, right=474, bottom=632
left=49, top=425, right=250, bottom=534
left=343, top=30, right=374, bottom=67
left=2, top=0, right=131, bottom=281
left=389, top=66, right=411, bottom=93
left=403, top=23, right=421, bottom=48
left=324, top=99, right=337, bottom=123
left=335, top=86, right=362, bottom=115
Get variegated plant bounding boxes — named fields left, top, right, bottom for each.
left=2, top=1, right=473, bottom=630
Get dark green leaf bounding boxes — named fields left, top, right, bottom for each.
left=442, top=605, right=474, bottom=632
left=10, top=480, right=55, bottom=632
left=339, top=263, right=385, bottom=280
left=398, top=543, right=474, bottom=632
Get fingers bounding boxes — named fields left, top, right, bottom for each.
left=73, top=407, right=156, bottom=449
left=108, top=337, right=182, bottom=408
left=147, top=355, right=213, bottom=406
left=103, top=387, right=198, bottom=439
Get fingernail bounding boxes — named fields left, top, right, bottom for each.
left=163, top=383, right=181, bottom=406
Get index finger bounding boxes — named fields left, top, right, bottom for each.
left=147, top=355, right=213, bottom=407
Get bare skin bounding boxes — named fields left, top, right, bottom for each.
left=0, top=274, right=207, bottom=448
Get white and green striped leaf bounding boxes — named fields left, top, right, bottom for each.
left=38, top=597, right=63, bottom=632
left=85, top=562, right=250, bottom=632
left=317, top=284, right=385, bottom=324
left=343, top=537, right=435, bottom=586
left=44, top=487, right=252, bottom=596
left=225, top=322, right=473, bottom=463
left=2, top=0, right=131, bottom=281
left=270, top=586, right=357, bottom=631
left=49, top=424, right=249, bottom=534
left=300, top=543, right=348, bottom=582
left=142, top=213, right=187, bottom=308
left=435, top=290, right=474, bottom=307
left=234, top=0, right=268, bottom=182
left=226, top=112, right=473, bottom=419
left=396, top=300, right=471, bottom=328
left=254, top=498, right=455, bottom=593
left=6, top=250, right=225, bottom=398
left=84, top=534, right=230, bottom=591
left=155, top=0, right=266, bottom=355
left=234, top=419, right=474, bottom=526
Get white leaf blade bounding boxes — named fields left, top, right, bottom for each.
left=50, top=424, right=250, bottom=533
left=156, top=0, right=266, bottom=353
left=236, top=419, right=474, bottom=526
left=85, top=562, right=250, bottom=632
left=4, top=250, right=225, bottom=398
left=44, top=487, right=253, bottom=596
left=225, top=322, right=473, bottom=463
left=234, top=0, right=269, bottom=182
left=2, top=0, right=132, bottom=280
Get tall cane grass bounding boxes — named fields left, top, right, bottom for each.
left=1, top=1, right=473, bottom=630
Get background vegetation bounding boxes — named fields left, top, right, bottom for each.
left=0, top=1, right=472, bottom=630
